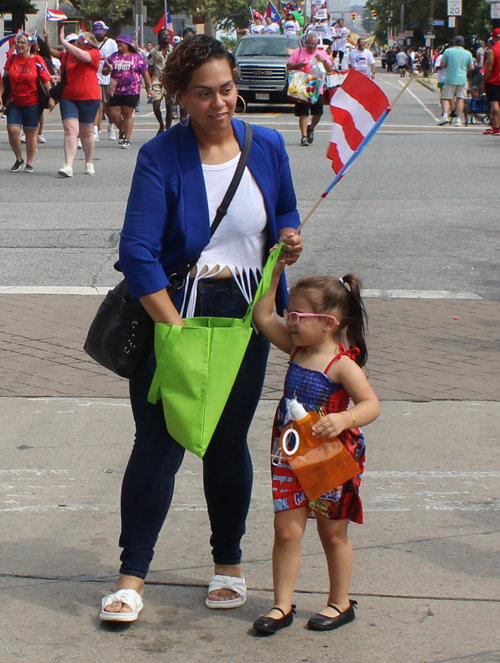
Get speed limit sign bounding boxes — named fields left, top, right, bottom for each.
left=447, top=0, right=462, bottom=15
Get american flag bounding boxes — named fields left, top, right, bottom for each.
left=46, top=8, right=68, bottom=22
left=326, top=70, right=390, bottom=189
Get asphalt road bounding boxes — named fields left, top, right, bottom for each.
left=0, top=70, right=498, bottom=300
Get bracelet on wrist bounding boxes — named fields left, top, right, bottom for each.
left=347, top=410, right=356, bottom=428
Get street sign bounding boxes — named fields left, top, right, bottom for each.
left=424, top=30, right=435, bottom=39
left=491, top=2, right=500, bottom=18
left=448, top=16, right=456, bottom=27
left=433, top=19, right=445, bottom=26
left=406, top=30, right=414, bottom=37
left=398, top=31, right=406, bottom=40
left=447, top=0, right=462, bottom=15
left=425, top=38, right=431, bottom=47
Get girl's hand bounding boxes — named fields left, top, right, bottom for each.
left=278, top=230, right=303, bottom=265
left=59, top=26, right=66, bottom=43
left=312, top=412, right=351, bottom=439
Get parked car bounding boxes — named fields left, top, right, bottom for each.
left=234, top=34, right=302, bottom=104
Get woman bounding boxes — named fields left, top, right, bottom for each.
left=103, top=34, right=152, bottom=149
left=57, top=27, right=101, bottom=178
left=100, top=34, right=303, bottom=622
left=0, top=33, right=54, bottom=172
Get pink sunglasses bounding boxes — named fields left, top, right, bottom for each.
left=284, top=310, right=338, bottom=325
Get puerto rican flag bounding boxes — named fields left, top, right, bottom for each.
left=265, top=1, right=281, bottom=22
left=152, top=2, right=174, bottom=37
left=46, top=8, right=68, bottom=21
left=326, top=70, right=389, bottom=190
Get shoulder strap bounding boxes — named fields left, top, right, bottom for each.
left=167, top=122, right=253, bottom=294
left=324, top=345, right=360, bottom=374
left=209, top=121, right=253, bottom=238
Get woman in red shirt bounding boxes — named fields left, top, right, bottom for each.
left=57, top=27, right=101, bottom=178
left=0, top=34, right=54, bottom=173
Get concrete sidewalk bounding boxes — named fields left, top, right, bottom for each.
left=1, top=293, right=500, bottom=663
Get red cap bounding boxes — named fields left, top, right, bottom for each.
left=492, top=27, right=500, bottom=37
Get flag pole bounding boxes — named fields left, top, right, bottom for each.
left=297, top=75, right=416, bottom=233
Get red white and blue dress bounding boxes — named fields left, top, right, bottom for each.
left=271, top=345, right=366, bottom=523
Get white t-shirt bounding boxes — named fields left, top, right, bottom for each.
left=396, top=51, right=407, bottom=66
left=435, top=54, right=447, bottom=83
left=181, top=154, right=267, bottom=318
left=97, top=37, right=118, bottom=85
left=282, top=19, right=301, bottom=36
left=263, top=22, right=280, bottom=34
left=349, top=48, right=375, bottom=75
left=250, top=23, right=265, bottom=34
left=332, top=26, right=350, bottom=51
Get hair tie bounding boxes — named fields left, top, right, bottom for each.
left=339, top=277, right=349, bottom=291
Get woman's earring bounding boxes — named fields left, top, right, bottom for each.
left=180, top=111, right=190, bottom=127
left=234, top=95, right=247, bottom=116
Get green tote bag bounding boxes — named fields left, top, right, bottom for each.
left=147, top=244, right=284, bottom=458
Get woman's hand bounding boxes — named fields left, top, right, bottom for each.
left=59, top=26, right=66, bottom=44
left=278, top=229, right=303, bottom=265
left=312, top=412, right=351, bottom=439
left=48, top=97, right=56, bottom=111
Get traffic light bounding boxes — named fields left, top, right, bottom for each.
left=351, top=11, right=356, bottom=22
left=371, top=9, right=377, bottom=18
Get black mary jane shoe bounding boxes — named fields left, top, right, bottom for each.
left=253, top=605, right=296, bottom=635
left=307, top=600, right=357, bottom=631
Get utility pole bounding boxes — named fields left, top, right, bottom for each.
left=427, top=0, right=433, bottom=70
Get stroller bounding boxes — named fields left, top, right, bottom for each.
left=465, top=68, right=491, bottom=125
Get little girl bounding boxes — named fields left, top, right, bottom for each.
left=252, top=258, right=380, bottom=635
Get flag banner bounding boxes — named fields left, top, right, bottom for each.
left=325, top=69, right=389, bottom=194
left=152, top=3, right=174, bottom=36
left=46, top=8, right=68, bottom=21
left=265, top=1, right=281, bottom=22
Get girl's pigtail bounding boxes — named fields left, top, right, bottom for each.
left=341, top=274, right=368, bottom=367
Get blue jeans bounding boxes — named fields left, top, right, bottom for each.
left=60, top=98, right=101, bottom=125
left=119, top=278, right=269, bottom=579
left=6, top=102, right=43, bottom=130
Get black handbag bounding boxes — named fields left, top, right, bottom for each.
left=1, top=72, right=10, bottom=108
left=37, top=69, right=50, bottom=109
left=83, top=122, right=253, bottom=379
left=49, top=67, right=66, bottom=103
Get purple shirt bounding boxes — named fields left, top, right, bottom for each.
left=109, top=51, right=147, bottom=95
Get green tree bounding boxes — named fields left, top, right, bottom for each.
left=366, top=0, right=492, bottom=46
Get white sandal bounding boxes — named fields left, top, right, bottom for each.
left=205, top=574, right=247, bottom=609
left=99, top=588, right=144, bottom=622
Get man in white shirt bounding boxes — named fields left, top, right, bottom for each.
left=396, top=49, right=408, bottom=76
left=348, top=38, right=376, bottom=79
left=93, top=21, right=118, bottom=140
left=331, top=18, right=350, bottom=70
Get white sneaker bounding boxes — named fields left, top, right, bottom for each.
left=93, top=127, right=99, bottom=142
left=37, top=134, right=46, bottom=144
left=77, top=138, right=82, bottom=149
left=108, top=125, right=117, bottom=140
left=58, top=164, right=73, bottom=178
left=20, top=132, right=26, bottom=143
left=437, top=116, right=450, bottom=125
left=451, top=118, right=463, bottom=126
left=85, top=162, right=95, bottom=176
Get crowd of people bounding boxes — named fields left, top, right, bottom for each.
left=0, top=21, right=196, bottom=175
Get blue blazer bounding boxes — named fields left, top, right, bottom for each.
left=117, top=118, right=300, bottom=313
